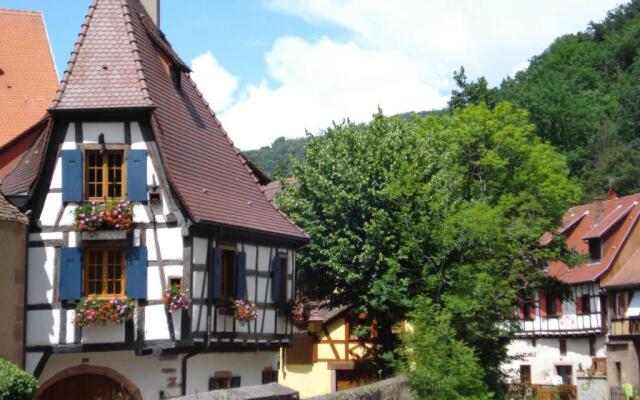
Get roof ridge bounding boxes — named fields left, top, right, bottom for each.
left=51, top=0, right=98, bottom=108
left=185, top=74, right=308, bottom=238
left=120, top=0, right=153, bottom=105
left=0, top=8, right=42, bottom=16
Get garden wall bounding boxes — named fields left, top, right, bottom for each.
left=306, top=376, right=413, bottom=400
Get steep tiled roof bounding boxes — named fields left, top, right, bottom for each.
left=547, top=194, right=640, bottom=284
left=124, top=0, right=306, bottom=241
left=0, top=118, right=52, bottom=195
left=9, top=0, right=307, bottom=242
left=0, top=193, right=27, bottom=224
left=0, top=9, right=58, bottom=146
left=52, top=0, right=152, bottom=109
left=604, top=247, right=640, bottom=288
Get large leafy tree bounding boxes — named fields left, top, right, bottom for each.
left=278, top=103, right=581, bottom=396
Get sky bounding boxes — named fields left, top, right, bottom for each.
left=0, top=0, right=627, bottom=150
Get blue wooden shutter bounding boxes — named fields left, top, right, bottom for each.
left=271, top=255, right=283, bottom=302
left=212, top=248, right=222, bottom=299
left=60, top=247, right=82, bottom=300
left=61, top=150, right=83, bottom=202
left=127, top=150, right=147, bottom=201
left=126, top=247, right=148, bottom=299
left=236, top=252, right=246, bottom=299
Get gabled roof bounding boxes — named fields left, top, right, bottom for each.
left=0, top=9, right=58, bottom=146
left=547, top=193, right=640, bottom=284
left=5, top=0, right=307, bottom=242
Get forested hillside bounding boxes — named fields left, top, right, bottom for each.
left=246, top=0, right=640, bottom=199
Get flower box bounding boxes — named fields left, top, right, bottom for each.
left=81, top=230, right=127, bottom=241
left=74, top=201, right=133, bottom=233
left=73, top=296, right=136, bottom=327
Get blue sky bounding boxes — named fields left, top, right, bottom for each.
left=0, top=0, right=626, bottom=149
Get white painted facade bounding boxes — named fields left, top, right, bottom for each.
left=505, top=283, right=607, bottom=385
left=25, top=120, right=298, bottom=398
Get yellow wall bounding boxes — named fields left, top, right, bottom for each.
left=279, top=353, right=333, bottom=399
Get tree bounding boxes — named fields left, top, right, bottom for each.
left=449, top=66, right=498, bottom=110
left=278, top=103, right=581, bottom=394
left=403, top=298, right=491, bottom=400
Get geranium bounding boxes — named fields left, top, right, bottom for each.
left=73, top=201, right=133, bottom=232
left=162, top=284, right=191, bottom=313
left=233, top=299, right=258, bottom=324
left=74, top=296, right=136, bottom=326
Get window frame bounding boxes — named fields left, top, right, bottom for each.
left=546, top=293, right=557, bottom=316
left=83, top=146, right=127, bottom=202
left=587, top=238, right=602, bottom=263
left=519, top=364, right=532, bottom=384
left=83, top=247, right=126, bottom=298
left=220, top=246, right=237, bottom=299
left=581, top=294, right=591, bottom=314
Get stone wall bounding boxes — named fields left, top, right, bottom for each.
left=577, top=376, right=608, bottom=400
left=306, top=376, right=413, bottom=400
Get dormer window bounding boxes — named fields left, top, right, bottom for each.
left=588, top=238, right=601, bottom=263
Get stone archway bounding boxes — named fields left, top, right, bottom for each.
left=37, top=364, right=143, bottom=400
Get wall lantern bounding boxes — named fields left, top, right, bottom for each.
left=307, top=308, right=324, bottom=334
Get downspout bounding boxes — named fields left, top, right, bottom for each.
left=181, top=349, right=201, bottom=396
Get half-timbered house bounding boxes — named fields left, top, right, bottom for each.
left=505, top=191, right=640, bottom=387
left=0, top=0, right=308, bottom=398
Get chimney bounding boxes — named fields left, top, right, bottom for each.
left=141, top=0, right=160, bottom=27
left=608, top=188, right=618, bottom=200
left=594, top=197, right=604, bottom=224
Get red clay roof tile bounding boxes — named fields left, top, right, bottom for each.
left=0, top=9, right=58, bottom=146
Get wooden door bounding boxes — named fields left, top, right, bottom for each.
left=40, top=374, right=133, bottom=400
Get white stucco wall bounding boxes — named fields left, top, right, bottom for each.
left=505, top=336, right=606, bottom=385
left=35, top=350, right=279, bottom=399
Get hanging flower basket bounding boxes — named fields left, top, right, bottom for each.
left=73, top=296, right=136, bottom=326
left=234, top=299, right=258, bottom=324
left=287, top=300, right=310, bottom=330
left=162, top=284, right=191, bottom=313
left=73, top=201, right=133, bottom=233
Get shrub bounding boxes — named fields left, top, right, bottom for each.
left=0, top=358, right=37, bottom=400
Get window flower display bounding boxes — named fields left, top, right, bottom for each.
left=73, top=201, right=133, bottom=232
left=162, top=283, right=191, bottom=313
left=73, top=296, right=136, bottom=326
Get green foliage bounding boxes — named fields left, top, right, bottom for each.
left=278, top=103, right=580, bottom=394
left=403, top=298, right=491, bottom=400
left=243, top=136, right=311, bottom=178
left=0, top=358, right=37, bottom=400
left=493, top=0, right=640, bottom=198
left=449, top=66, right=498, bottom=110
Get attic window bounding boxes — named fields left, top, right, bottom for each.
left=588, top=238, right=601, bottom=263
left=170, top=66, right=181, bottom=93
left=0, top=68, right=4, bottom=76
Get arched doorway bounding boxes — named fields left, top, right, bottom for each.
left=38, top=365, right=142, bottom=400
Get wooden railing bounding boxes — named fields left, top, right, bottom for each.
left=610, top=317, right=640, bottom=336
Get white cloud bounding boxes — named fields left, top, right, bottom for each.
left=192, top=0, right=626, bottom=149
left=190, top=51, right=238, bottom=111
left=215, top=36, right=448, bottom=150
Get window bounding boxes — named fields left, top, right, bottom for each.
left=84, top=248, right=125, bottom=297
left=221, top=249, right=237, bottom=298
left=582, top=295, right=591, bottom=314
left=169, top=277, right=182, bottom=289
left=520, top=365, right=531, bottom=384
left=85, top=149, right=125, bottom=201
left=262, top=368, right=278, bottom=384
left=209, top=373, right=240, bottom=390
left=170, top=66, right=182, bottom=93
left=588, top=238, right=601, bottom=263
left=546, top=294, right=557, bottom=316
left=615, top=362, right=622, bottom=385
left=613, top=292, right=627, bottom=318
left=592, top=357, right=606, bottom=375
left=556, top=365, right=572, bottom=384
left=559, top=339, right=567, bottom=356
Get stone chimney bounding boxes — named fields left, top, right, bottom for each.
left=141, top=0, right=160, bottom=27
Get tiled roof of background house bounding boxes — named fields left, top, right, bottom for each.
left=0, top=9, right=58, bottom=146
left=547, top=192, right=640, bottom=284
left=0, top=193, right=27, bottom=224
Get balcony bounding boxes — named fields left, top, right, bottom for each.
left=609, top=317, right=640, bottom=336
